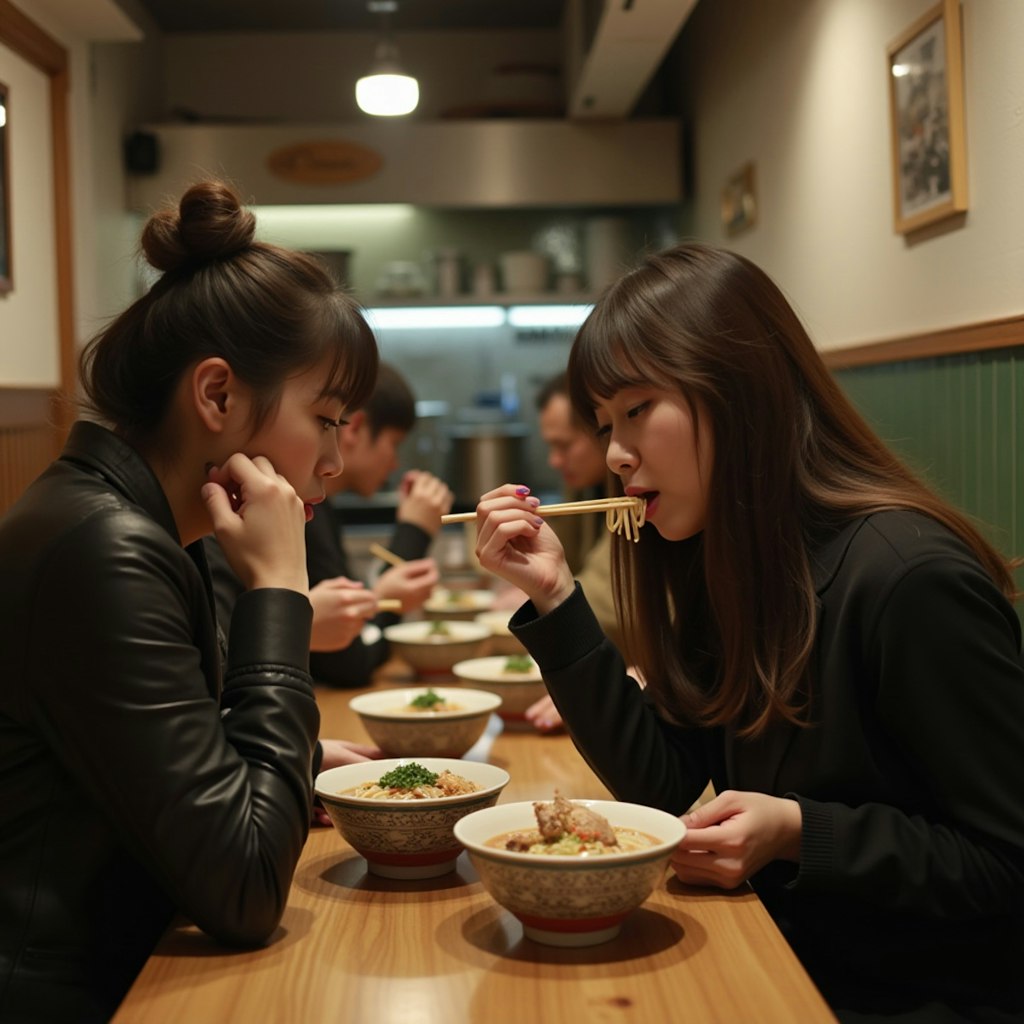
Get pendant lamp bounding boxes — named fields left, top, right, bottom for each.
left=356, top=2, right=419, bottom=116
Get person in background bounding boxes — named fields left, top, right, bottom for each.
left=207, top=362, right=454, bottom=688
left=0, top=180, right=381, bottom=1022
left=472, top=243, right=1024, bottom=1022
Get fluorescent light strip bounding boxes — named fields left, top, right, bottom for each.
left=506, top=304, right=594, bottom=329
left=365, top=306, right=506, bottom=330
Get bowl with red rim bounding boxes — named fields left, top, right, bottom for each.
left=451, top=654, right=545, bottom=723
left=453, top=799, right=686, bottom=946
left=314, top=757, right=510, bottom=879
left=423, top=587, right=497, bottom=622
left=474, top=609, right=528, bottom=656
left=348, top=686, right=502, bottom=758
left=383, top=620, right=490, bottom=676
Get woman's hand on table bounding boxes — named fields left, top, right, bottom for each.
left=670, top=790, right=802, bottom=889
left=309, top=577, right=377, bottom=651
left=524, top=694, right=564, bottom=733
left=319, top=738, right=383, bottom=771
left=473, top=485, right=575, bottom=615
left=312, top=738, right=385, bottom=826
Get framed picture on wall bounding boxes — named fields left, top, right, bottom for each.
left=886, top=0, right=967, bottom=235
left=0, top=81, right=10, bottom=295
left=720, top=162, right=757, bottom=236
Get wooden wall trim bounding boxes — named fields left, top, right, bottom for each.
left=822, top=313, right=1024, bottom=370
left=0, top=0, right=67, bottom=74
left=0, top=387, right=56, bottom=426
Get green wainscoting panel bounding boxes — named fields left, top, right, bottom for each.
left=834, top=345, right=1024, bottom=624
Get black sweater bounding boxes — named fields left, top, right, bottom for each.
left=511, top=511, right=1024, bottom=1020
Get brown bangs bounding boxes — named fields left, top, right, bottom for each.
left=316, top=294, right=380, bottom=414
left=568, top=277, right=683, bottom=427
left=569, top=307, right=649, bottom=427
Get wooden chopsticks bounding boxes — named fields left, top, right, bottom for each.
left=369, top=542, right=406, bottom=567
left=440, top=495, right=643, bottom=525
left=375, top=598, right=403, bottom=612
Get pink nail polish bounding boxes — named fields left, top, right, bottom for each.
left=515, top=486, right=530, bottom=496
left=526, top=496, right=540, bottom=507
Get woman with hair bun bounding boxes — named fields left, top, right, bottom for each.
left=0, top=180, right=380, bottom=1021
left=473, top=243, right=1024, bottom=1021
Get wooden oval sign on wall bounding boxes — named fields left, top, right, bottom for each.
left=267, top=140, right=383, bottom=185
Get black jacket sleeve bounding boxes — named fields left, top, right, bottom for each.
left=510, top=583, right=712, bottom=814
left=35, top=510, right=318, bottom=946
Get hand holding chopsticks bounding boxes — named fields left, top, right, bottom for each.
left=443, top=494, right=647, bottom=543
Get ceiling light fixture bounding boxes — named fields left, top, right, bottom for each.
left=356, top=1, right=419, bottom=117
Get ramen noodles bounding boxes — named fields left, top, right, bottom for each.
left=342, top=762, right=480, bottom=801
left=487, top=792, right=658, bottom=856
left=605, top=497, right=646, bottom=542
left=396, top=689, right=464, bottom=714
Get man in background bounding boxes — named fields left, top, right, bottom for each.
left=207, top=362, right=454, bottom=687
left=509, top=371, right=629, bottom=731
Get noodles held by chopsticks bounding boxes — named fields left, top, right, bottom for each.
left=605, top=497, right=646, bottom=542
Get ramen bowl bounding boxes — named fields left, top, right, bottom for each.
left=315, top=758, right=510, bottom=879
left=349, top=686, right=502, bottom=758
left=451, top=654, right=546, bottom=722
left=383, top=620, right=490, bottom=676
left=454, top=799, right=686, bottom=946
left=423, top=587, right=496, bottom=621
left=474, top=609, right=527, bottom=657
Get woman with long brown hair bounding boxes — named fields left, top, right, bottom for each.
left=473, top=243, right=1024, bottom=1021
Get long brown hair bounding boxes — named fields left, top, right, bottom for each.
left=568, top=243, right=1016, bottom=736
left=79, top=179, right=378, bottom=450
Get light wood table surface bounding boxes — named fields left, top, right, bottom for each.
left=113, top=665, right=836, bottom=1024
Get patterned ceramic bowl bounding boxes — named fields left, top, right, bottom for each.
left=453, top=799, right=686, bottom=946
left=451, top=654, right=546, bottom=722
left=383, top=620, right=490, bottom=676
left=474, top=609, right=528, bottom=657
left=349, top=686, right=502, bottom=758
left=423, top=587, right=496, bottom=622
left=314, top=758, right=510, bottom=880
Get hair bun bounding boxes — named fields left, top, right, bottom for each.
left=141, top=179, right=256, bottom=274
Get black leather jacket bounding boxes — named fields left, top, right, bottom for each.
left=0, top=422, right=320, bottom=1022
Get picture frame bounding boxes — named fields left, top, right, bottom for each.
left=886, top=0, right=967, bottom=235
left=721, top=161, right=757, bottom=237
left=0, top=81, right=10, bottom=295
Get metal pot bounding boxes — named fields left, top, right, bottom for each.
left=445, top=423, right=529, bottom=506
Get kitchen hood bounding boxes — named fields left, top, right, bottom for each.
left=125, top=118, right=681, bottom=212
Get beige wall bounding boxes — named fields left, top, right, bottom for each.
left=4, top=0, right=1022, bottom=389
left=0, top=38, right=59, bottom=386
left=675, top=0, right=1024, bottom=350
left=1, top=0, right=148, bottom=391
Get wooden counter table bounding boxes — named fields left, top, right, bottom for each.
left=113, top=669, right=836, bottom=1024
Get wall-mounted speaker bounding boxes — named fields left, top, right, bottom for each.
left=124, top=131, right=159, bottom=175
